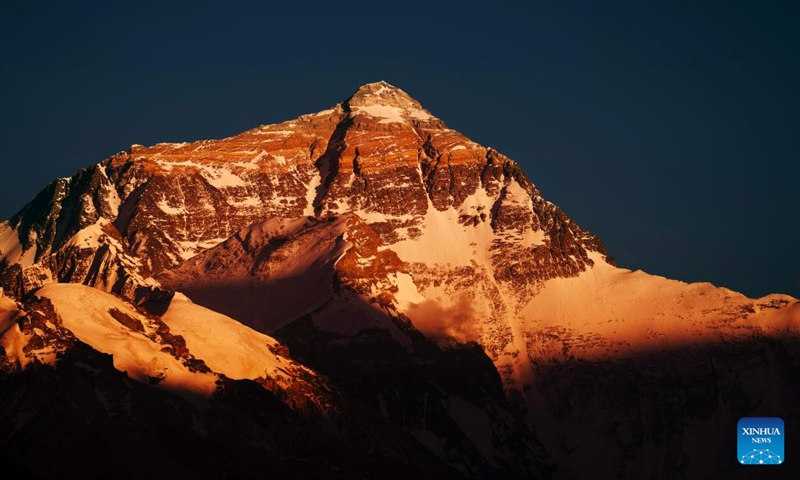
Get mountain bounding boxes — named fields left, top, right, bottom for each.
left=1, top=81, right=798, bottom=479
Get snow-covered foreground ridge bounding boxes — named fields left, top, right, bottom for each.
left=0, top=283, right=323, bottom=406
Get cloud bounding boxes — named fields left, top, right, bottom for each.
left=406, top=295, right=480, bottom=347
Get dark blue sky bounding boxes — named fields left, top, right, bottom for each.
left=2, top=1, right=798, bottom=298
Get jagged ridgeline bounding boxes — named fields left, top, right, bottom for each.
left=1, top=82, right=798, bottom=479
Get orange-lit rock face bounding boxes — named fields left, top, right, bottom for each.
left=1, top=81, right=605, bottom=287
left=333, top=215, right=405, bottom=307
left=107, top=108, right=345, bottom=273
left=107, top=81, right=526, bottom=273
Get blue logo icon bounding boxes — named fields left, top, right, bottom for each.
left=738, top=417, right=784, bottom=465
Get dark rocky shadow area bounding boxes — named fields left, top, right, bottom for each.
left=2, top=290, right=797, bottom=480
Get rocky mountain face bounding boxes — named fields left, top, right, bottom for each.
left=1, top=81, right=799, bottom=479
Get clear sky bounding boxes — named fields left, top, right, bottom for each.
left=1, top=1, right=798, bottom=298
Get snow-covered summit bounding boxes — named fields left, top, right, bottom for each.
left=345, top=80, right=435, bottom=124
left=347, top=80, right=418, bottom=107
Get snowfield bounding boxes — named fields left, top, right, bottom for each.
left=27, top=284, right=314, bottom=404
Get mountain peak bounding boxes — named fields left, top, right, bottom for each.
left=344, top=81, right=434, bottom=124
left=346, top=81, right=420, bottom=109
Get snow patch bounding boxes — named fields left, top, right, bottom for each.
left=356, top=210, right=417, bottom=224
left=163, top=293, right=310, bottom=384
left=0, top=221, right=36, bottom=266
left=355, top=104, right=406, bottom=123
left=64, top=221, right=109, bottom=250
left=156, top=160, right=250, bottom=189
left=0, top=293, right=29, bottom=368
left=227, top=196, right=261, bottom=208
left=202, top=167, right=248, bottom=189
left=371, top=84, right=391, bottom=96
left=304, top=168, right=322, bottom=217
left=389, top=272, right=425, bottom=310
left=353, top=104, right=433, bottom=124
left=257, top=129, right=294, bottom=136
left=409, top=109, right=433, bottom=121
left=177, top=238, right=228, bottom=261
left=228, top=151, right=265, bottom=169
left=391, top=195, right=495, bottom=267
left=520, top=229, right=547, bottom=248
left=157, top=199, right=188, bottom=215
left=356, top=254, right=376, bottom=266
left=504, top=178, right=532, bottom=206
